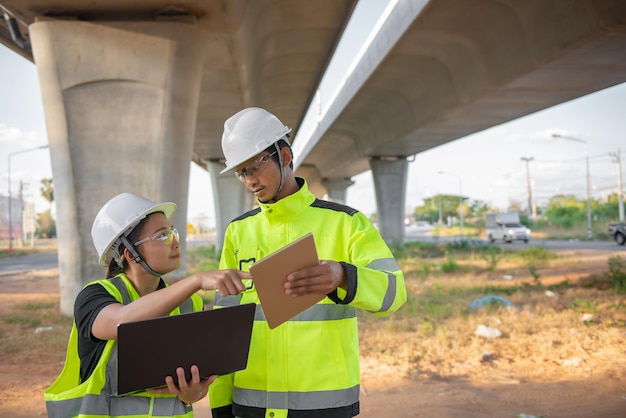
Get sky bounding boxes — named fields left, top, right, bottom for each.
left=1, top=0, right=625, bottom=229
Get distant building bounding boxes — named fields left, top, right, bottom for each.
left=0, top=194, right=23, bottom=243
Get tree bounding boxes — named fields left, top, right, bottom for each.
left=36, top=210, right=56, bottom=238
left=413, top=194, right=468, bottom=225
left=40, top=178, right=54, bottom=211
left=36, top=178, right=56, bottom=238
left=469, top=199, right=490, bottom=219
left=543, top=194, right=586, bottom=227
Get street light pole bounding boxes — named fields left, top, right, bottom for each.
left=520, top=156, right=534, bottom=219
left=438, top=171, right=464, bottom=238
left=610, top=148, right=624, bottom=223
left=552, top=134, right=592, bottom=239
left=7, top=145, right=49, bottom=255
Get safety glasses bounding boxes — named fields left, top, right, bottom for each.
left=133, top=227, right=179, bottom=247
left=235, top=151, right=277, bottom=182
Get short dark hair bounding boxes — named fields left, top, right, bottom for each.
left=264, top=136, right=293, bottom=169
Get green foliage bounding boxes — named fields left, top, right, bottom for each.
left=36, top=210, right=56, bottom=238
left=389, top=241, right=446, bottom=259
left=517, top=246, right=555, bottom=283
left=186, top=244, right=220, bottom=272
left=474, top=244, right=506, bottom=272
left=22, top=302, right=56, bottom=311
left=5, top=316, right=41, bottom=326
left=186, top=245, right=221, bottom=307
left=543, top=195, right=586, bottom=227
left=572, top=298, right=595, bottom=314
left=444, top=240, right=473, bottom=253
left=439, top=257, right=459, bottom=273
left=469, top=200, right=490, bottom=222
left=197, top=290, right=216, bottom=307
left=40, top=178, right=54, bottom=206
left=607, top=255, right=626, bottom=292
left=411, top=191, right=622, bottom=239
left=413, top=194, right=478, bottom=224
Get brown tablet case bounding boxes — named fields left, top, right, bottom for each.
left=249, top=233, right=323, bottom=329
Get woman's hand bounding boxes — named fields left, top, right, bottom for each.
left=149, top=365, right=214, bottom=405
left=194, top=269, right=251, bottom=295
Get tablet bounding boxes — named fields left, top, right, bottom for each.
left=249, top=233, right=323, bottom=329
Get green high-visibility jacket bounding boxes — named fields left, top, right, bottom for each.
left=210, top=178, right=406, bottom=418
left=45, top=274, right=203, bottom=418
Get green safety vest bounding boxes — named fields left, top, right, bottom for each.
left=209, top=178, right=406, bottom=418
left=45, top=274, right=204, bottom=418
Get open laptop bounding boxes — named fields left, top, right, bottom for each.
left=249, top=233, right=323, bottom=329
left=116, top=303, right=255, bottom=395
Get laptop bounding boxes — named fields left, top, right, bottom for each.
left=249, top=233, right=323, bottom=329
left=116, top=303, right=255, bottom=395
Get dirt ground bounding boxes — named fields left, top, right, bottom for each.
left=1, top=249, right=626, bottom=417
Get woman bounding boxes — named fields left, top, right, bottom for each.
left=45, top=192, right=249, bottom=417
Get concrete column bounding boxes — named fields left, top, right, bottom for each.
left=370, top=158, right=408, bottom=245
left=30, top=19, right=207, bottom=315
left=322, top=178, right=355, bottom=204
left=206, top=161, right=254, bottom=251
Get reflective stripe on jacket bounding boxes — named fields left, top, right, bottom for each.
left=45, top=274, right=203, bottom=418
left=209, top=178, right=406, bottom=418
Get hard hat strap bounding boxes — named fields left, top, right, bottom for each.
left=266, top=142, right=285, bottom=203
left=120, top=236, right=163, bottom=277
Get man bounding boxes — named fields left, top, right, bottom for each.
left=209, top=107, right=406, bottom=418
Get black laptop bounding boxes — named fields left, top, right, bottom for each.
left=116, top=303, right=255, bottom=395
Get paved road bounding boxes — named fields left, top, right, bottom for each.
left=0, top=251, right=58, bottom=276
left=407, top=235, right=626, bottom=251
left=1, top=235, right=624, bottom=277
left=404, top=227, right=626, bottom=251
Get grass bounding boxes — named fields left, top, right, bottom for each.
left=357, top=245, right=626, bottom=383
left=0, top=296, right=72, bottom=361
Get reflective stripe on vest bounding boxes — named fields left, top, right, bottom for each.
left=215, top=295, right=356, bottom=323
left=233, top=385, right=360, bottom=410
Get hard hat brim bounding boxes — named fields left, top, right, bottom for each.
left=219, top=149, right=265, bottom=174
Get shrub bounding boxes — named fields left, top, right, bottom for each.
left=518, top=246, right=556, bottom=283
left=608, top=255, right=626, bottom=292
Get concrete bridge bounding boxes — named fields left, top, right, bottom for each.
left=2, top=0, right=626, bottom=314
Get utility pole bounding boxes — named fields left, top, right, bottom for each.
left=610, top=148, right=624, bottom=223
left=521, top=156, right=534, bottom=219
left=7, top=145, right=49, bottom=255
left=438, top=197, right=443, bottom=226
left=19, top=180, right=24, bottom=245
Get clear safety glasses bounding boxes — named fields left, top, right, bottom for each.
left=133, top=227, right=179, bottom=247
left=235, top=151, right=277, bottom=182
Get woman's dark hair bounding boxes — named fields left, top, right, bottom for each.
left=264, top=137, right=293, bottom=170
left=104, top=213, right=158, bottom=278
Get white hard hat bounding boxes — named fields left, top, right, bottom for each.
left=91, top=192, right=176, bottom=266
left=220, top=107, right=292, bottom=173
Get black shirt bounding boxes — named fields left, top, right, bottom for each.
left=74, top=278, right=167, bottom=382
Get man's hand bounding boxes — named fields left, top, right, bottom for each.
left=284, top=260, right=347, bottom=296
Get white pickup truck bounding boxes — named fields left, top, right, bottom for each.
left=486, top=212, right=531, bottom=243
